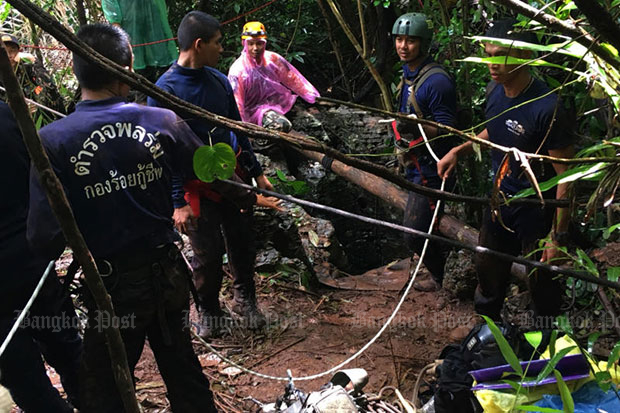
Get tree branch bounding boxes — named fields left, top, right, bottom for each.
left=316, top=0, right=353, bottom=100
left=573, top=0, right=620, bottom=57
left=325, top=0, right=392, bottom=110
left=356, top=0, right=368, bottom=58
left=0, top=41, right=140, bottom=413
left=491, top=0, right=620, bottom=72
left=7, top=0, right=578, bottom=209
left=317, top=96, right=620, bottom=165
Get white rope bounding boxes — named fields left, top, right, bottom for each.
left=0, top=260, right=55, bottom=358
left=0, top=86, right=66, bottom=118
left=193, top=121, right=446, bottom=381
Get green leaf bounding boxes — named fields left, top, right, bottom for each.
left=515, top=406, right=563, bottom=413
left=608, top=267, right=620, bottom=282
left=556, top=315, right=573, bottom=335
left=511, top=163, right=609, bottom=201
left=575, top=248, right=598, bottom=276
left=575, top=140, right=618, bottom=157
left=276, top=169, right=289, bottom=182
left=588, top=332, right=601, bottom=353
left=192, top=143, right=237, bottom=183
left=607, top=339, right=620, bottom=369
left=467, top=35, right=587, bottom=58
left=553, top=370, right=574, bottom=413
left=603, top=222, right=620, bottom=240
left=481, top=315, right=523, bottom=376
left=536, top=346, right=576, bottom=383
left=601, top=43, right=619, bottom=58
left=461, top=56, right=568, bottom=70
left=549, top=330, right=558, bottom=357
left=594, top=370, right=612, bottom=392
left=524, top=331, right=543, bottom=350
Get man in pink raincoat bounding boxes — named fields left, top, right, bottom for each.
left=228, top=21, right=320, bottom=133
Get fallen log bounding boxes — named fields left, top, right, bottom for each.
left=300, top=149, right=526, bottom=278
left=300, top=149, right=479, bottom=244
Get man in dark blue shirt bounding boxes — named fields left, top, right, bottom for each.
left=392, top=13, right=458, bottom=292
left=437, top=19, right=574, bottom=321
left=0, top=101, right=82, bottom=412
left=149, top=11, right=279, bottom=338
left=27, top=24, right=217, bottom=412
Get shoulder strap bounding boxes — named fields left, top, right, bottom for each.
left=408, top=63, right=450, bottom=118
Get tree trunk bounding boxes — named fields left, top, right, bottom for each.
left=300, top=149, right=479, bottom=244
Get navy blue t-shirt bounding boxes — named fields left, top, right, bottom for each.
left=399, top=58, right=457, bottom=183
left=148, top=63, right=263, bottom=207
left=27, top=97, right=203, bottom=259
left=0, top=102, right=30, bottom=249
left=485, top=78, right=573, bottom=195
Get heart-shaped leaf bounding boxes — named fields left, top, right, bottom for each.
left=193, top=143, right=236, bottom=183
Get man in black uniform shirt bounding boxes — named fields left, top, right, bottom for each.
left=27, top=24, right=225, bottom=412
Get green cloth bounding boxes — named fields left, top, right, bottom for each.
left=101, top=0, right=178, bottom=70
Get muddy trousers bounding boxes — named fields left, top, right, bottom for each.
left=0, top=237, right=82, bottom=413
left=402, top=175, right=454, bottom=283
left=80, top=244, right=216, bottom=413
left=187, top=198, right=256, bottom=313
left=474, top=205, right=563, bottom=321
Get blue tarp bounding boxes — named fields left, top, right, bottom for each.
left=533, top=381, right=620, bottom=412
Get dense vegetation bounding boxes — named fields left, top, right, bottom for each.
left=1, top=1, right=620, bottom=409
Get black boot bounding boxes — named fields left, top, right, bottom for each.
left=195, top=302, right=228, bottom=340
left=231, top=288, right=266, bottom=331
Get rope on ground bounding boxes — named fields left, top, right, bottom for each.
left=193, top=179, right=442, bottom=382
left=0, top=85, right=66, bottom=118
left=0, top=260, right=54, bottom=358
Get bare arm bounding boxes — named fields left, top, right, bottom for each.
left=541, top=145, right=575, bottom=262
left=437, top=128, right=489, bottom=179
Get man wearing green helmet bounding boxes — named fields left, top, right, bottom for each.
left=392, top=12, right=458, bottom=292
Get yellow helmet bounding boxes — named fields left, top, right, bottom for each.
left=241, top=21, right=267, bottom=40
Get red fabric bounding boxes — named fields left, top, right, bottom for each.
left=183, top=149, right=247, bottom=218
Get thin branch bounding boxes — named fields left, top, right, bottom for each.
left=285, top=0, right=303, bottom=57
left=491, top=0, right=620, bottom=71
left=325, top=0, right=392, bottom=110
left=0, top=40, right=140, bottom=413
left=357, top=0, right=367, bottom=58
left=316, top=0, right=353, bottom=100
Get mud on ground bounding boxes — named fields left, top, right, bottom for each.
left=133, top=264, right=475, bottom=412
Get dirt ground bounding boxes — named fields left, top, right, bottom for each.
left=132, top=262, right=475, bottom=412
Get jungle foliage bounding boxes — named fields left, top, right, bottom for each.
left=1, top=3, right=620, bottom=406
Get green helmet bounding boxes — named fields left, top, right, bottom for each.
left=392, top=13, right=433, bottom=52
